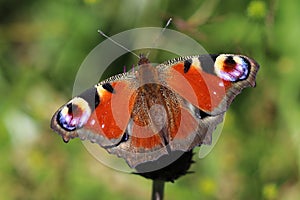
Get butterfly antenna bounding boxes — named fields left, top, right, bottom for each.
left=98, top=29, right=140, bottom=59
left=145, top=18, right=172, bottom=58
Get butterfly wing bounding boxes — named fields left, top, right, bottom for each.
left=157, top=54, right=259, bottom=151
left=158, top=54, right=259, bottom=115
left=51, top=72, right=141, bottom=148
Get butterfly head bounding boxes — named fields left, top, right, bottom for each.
left=214, top=54, right=252, bottom=82
left=138, top=54, right=150, bottom=65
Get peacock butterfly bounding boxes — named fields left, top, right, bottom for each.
left=51, top=54, right=259, bottom=168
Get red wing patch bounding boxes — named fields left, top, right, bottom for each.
left=164, top=62, right=230, bottom=113
left=85, top=82, right=135, bottom=141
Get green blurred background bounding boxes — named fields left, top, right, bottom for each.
left=1, top=0, right=300, bottom=199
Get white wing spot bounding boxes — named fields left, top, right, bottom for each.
left=90, top=119, right=95, bottom=125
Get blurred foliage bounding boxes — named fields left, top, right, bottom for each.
left=1, top=0, right=300, bottom=199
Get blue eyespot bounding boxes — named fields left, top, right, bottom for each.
left=214, top=55, right=250, bottom=82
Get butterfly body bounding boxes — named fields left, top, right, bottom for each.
left=51, top=54, right=259, bottom=168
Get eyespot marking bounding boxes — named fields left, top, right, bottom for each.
left=214, top=54, right=250, bottom=82
left=57, top=97, right=92, bottom=131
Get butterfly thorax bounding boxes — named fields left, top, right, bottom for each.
left=129, top=63, right=181, bottom=146
left=136, top=63, right=159, bottom=85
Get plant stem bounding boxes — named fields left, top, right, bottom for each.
left=151, top=180, right=165, bottom=200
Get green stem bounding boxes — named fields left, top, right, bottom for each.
left=151, top=180, right=165, bottom=200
